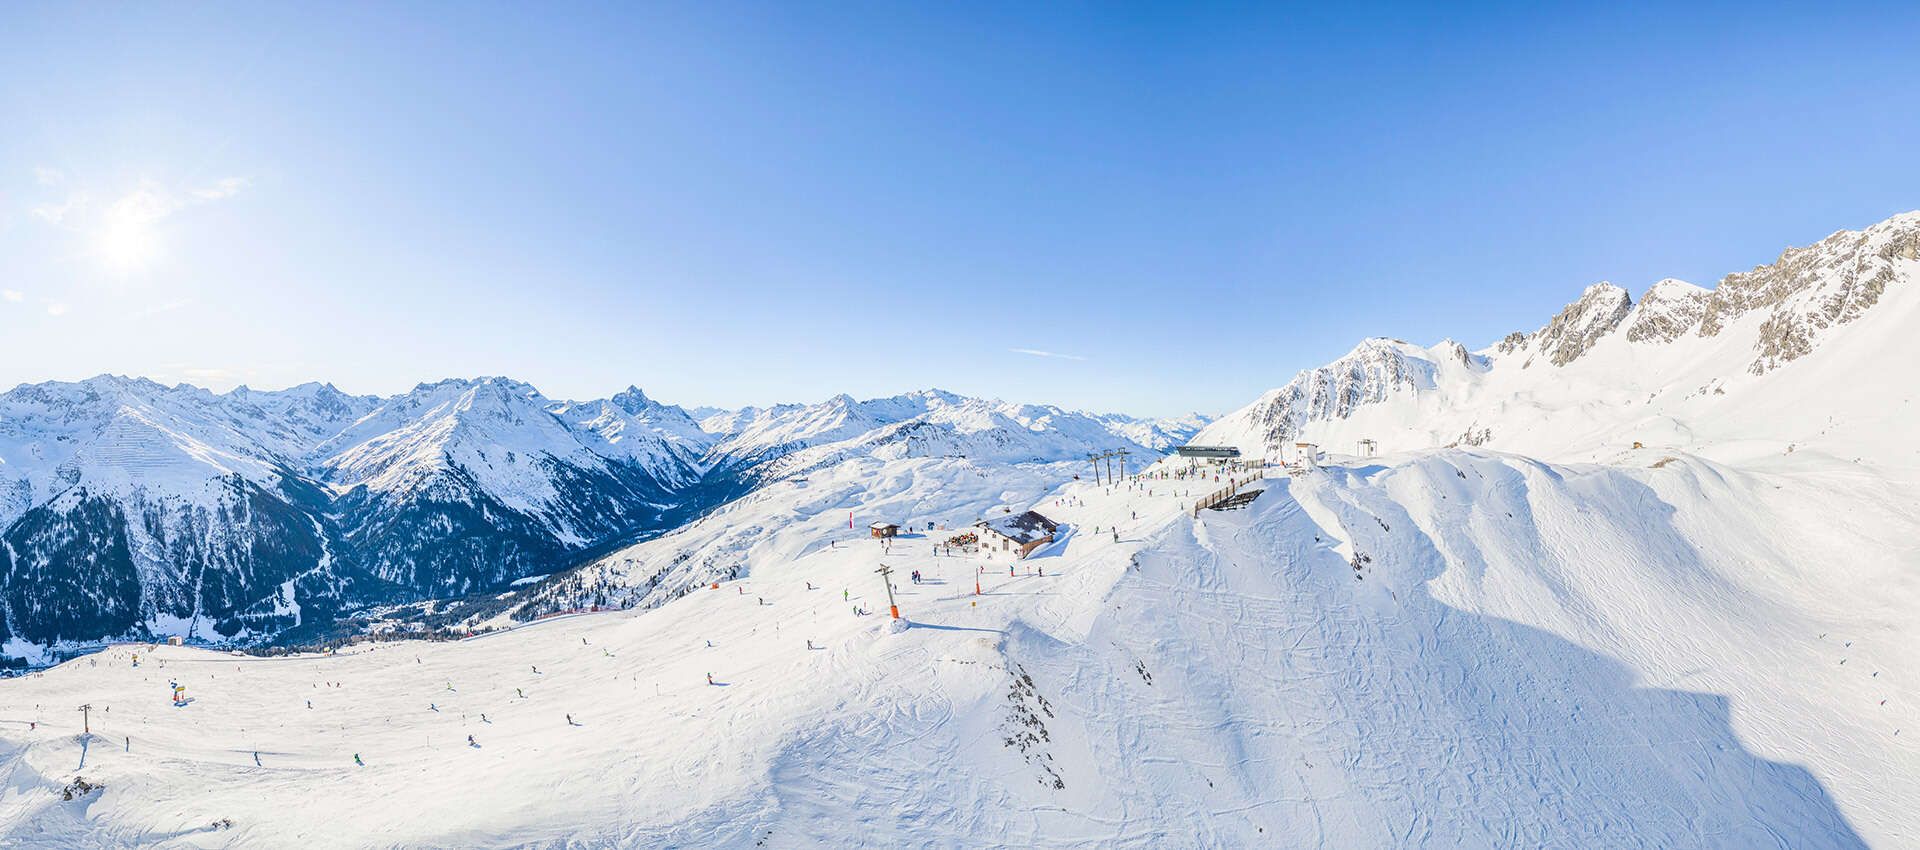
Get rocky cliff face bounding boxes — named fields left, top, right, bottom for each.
left=1625, top=279, right=1711, bottom=344
left=1222, top=338, right=1469, bottom=450
left=1696, top=212, right=1920, bottom=374
left=1524, top=283, right=1635, bottom=367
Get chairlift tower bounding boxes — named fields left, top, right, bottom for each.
left=875, top=565, right=900, bottom=620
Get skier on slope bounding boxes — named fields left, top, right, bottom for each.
left=354, top=754, right=364, bottom=766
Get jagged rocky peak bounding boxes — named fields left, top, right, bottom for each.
left=1195, top=337, right=1444, bottom=450
left=1494, top=330, right=1528, bottom=355
left=1433, top=338, right=1482, bottom=369
left=1696, top=210, right=1920, bottom=374
left=1626, top=278, right=1711, bottom=344
left=563, top=385, right=714, bottom=457
left=609, top=385, right=654, bottom=413
left=1524, top=282, right=1633, bottom=367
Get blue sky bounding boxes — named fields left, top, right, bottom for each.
left=3, top=2, right=1918, bottom=417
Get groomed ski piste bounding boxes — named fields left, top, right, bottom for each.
left=0, top=444, right=1912, bottom=847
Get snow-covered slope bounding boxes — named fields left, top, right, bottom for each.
left=509, top=393, right=1201, bottom=618
left=0, top=446, right=1907, bottom=847
left=1197, top=211, right=1920, bottom=464
left=703, top=390, right=1201, bottom=471
left=0, top=376, right=1196, bottom=658
left=0, top=378, right=717, bottom=658
left=2, top=212, right=1914, bottom=847
left=312, top=378, right=699, bottom=593
left=0, top=377, right=377, bottom=653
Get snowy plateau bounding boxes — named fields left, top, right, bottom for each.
left=0, top=211, right=1917, bottom=847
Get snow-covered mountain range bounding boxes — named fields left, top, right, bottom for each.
left=0, top=379, right=1198, bottom=660
left=1194, top=211, right=1920, bottom=465
left=0, top=212, right=1915, bottom=847
left=502, top=210, right=1920, bottom=630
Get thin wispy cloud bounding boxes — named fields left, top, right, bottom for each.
left=24, top=175, right=248, bottom=276
left=33, top=166, right=64, bottom=186
left=1, top=289, right=22, bottom=303
left=31, top=194, right=85, bottom=225
left=29, top=175, right=249, bottom=232
left=127, top=298, right=195, bottom=320
left=44, top=302, right=69, bottom=317
left=193, top=177, right=247, bottom=200
left=1010, top=348, right=1087, bottom=361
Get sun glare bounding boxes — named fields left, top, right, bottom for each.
left=92, top=185, right=169, bottom=275
left=95, top=214, right=160, bottom=274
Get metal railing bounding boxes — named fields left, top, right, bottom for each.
left=1191, top=471, right=1267, bottom=517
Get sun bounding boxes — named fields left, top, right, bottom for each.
left=95, top=214, right=161, bottom=274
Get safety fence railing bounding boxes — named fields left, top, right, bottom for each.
left=1191, top=471, right=1268, bottom=517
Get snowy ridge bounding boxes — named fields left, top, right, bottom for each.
left=0, top=377, right=712, bottom=655
left=1196, top=210, right=1920, bottom=463
left=510, top=394, right=1203, bottom=618
left=701, top=390, right=1199, bottom=472
left=315, top=377, right=692, bottom=542
left=0, top=448, right=1907, bottom=846
left=1, top=211, right=1916, bottom=846
left=510, top=393, right=1198, bottom=617
left=0, top=377, right=1197, bottom=655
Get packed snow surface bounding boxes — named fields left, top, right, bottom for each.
left=0, top=446, right=1910, bottom=847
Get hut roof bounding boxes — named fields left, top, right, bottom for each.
left=976, top=510, right=1059, bottom=545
